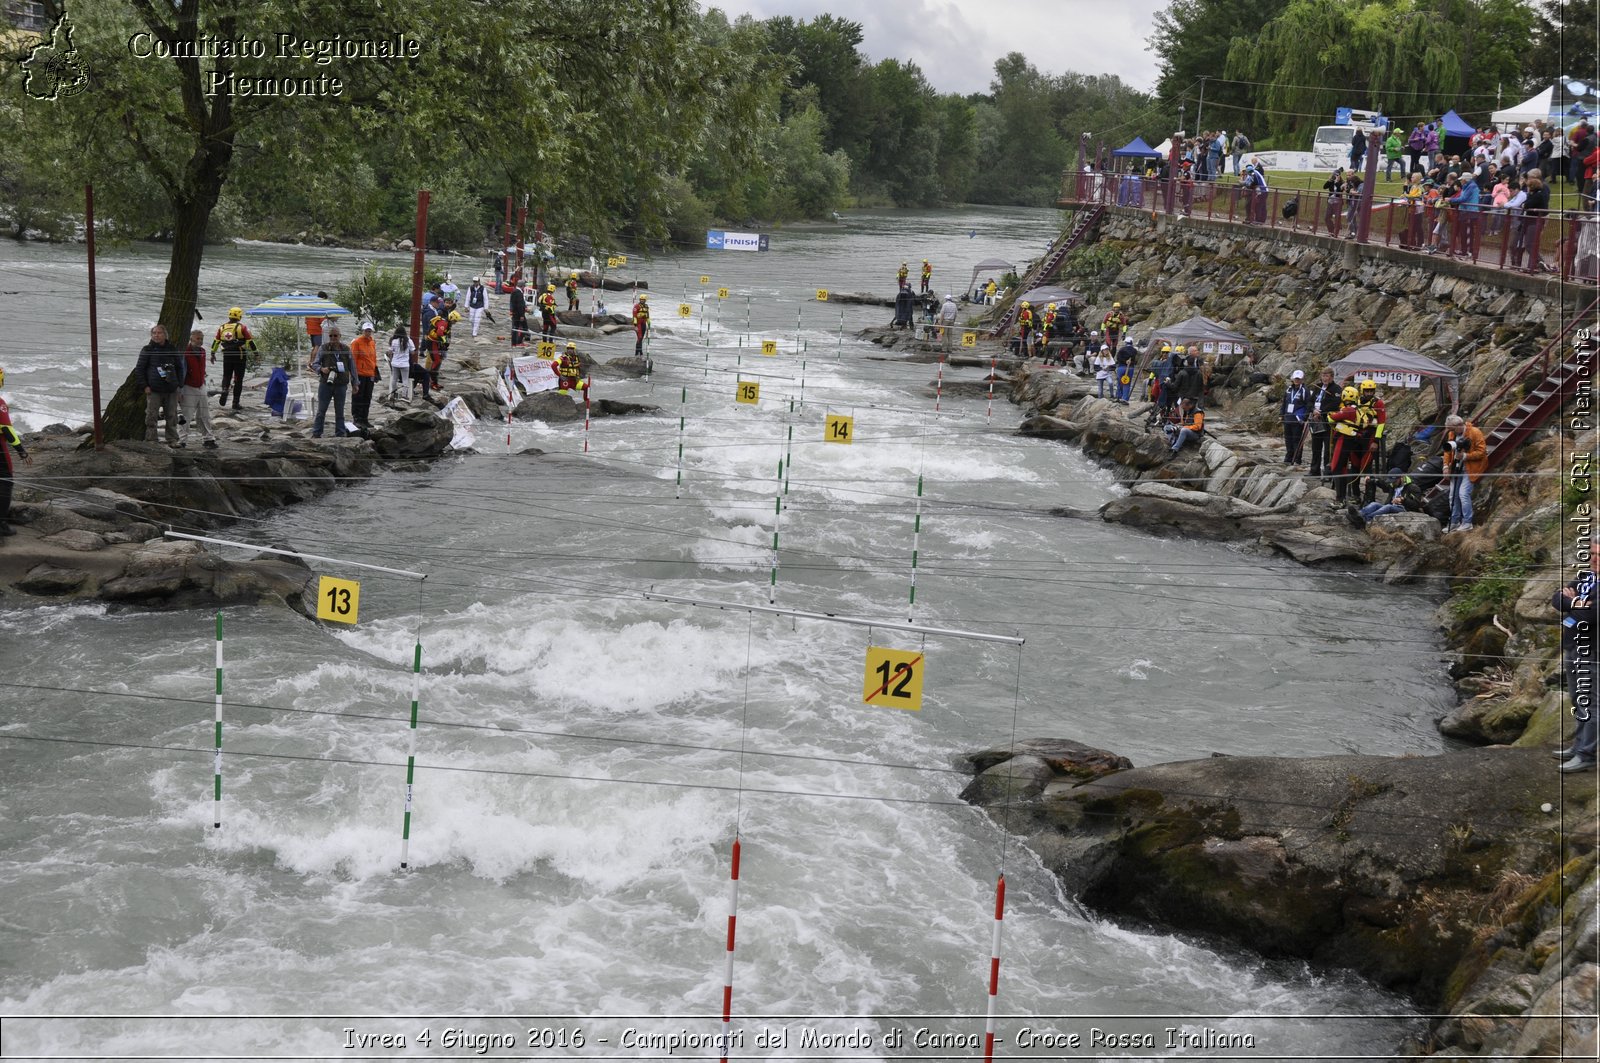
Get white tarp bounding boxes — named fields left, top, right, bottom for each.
left=1493, top=85, right=1555, bottom=126
left=437, top=396, right=477, bottom=450
left=511, top=356, right=559, bottom=394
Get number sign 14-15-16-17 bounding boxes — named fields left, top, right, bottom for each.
left=824, top=414, right=853, bottom=444
left=760, top=340, right=777, bottom=356
left=862, top=646, right=924, bottom=710
left=736, top=381, right=760, bottom=405
left=316, top=575, right=361, bottom=625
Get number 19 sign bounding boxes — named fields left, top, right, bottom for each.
left=316, top=575, right=361, bottom=625
left=863, top=646, right=924, bottom=710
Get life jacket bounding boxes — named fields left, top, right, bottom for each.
left=557, top=352, right=582, bottom=386
left=214, top=322, right=249, bottom=355
left=633, top=303, right=650, bottom=327
left=1042, top=310, right=1056, bottom=331
left=897, top=267, right=908, bottom=281
left=920, top=264, right=932, bottom=278
left=539, top=292, right=557, bottom=312
left=1103, top=311, right=1126, bottom=332
left=1331, top=404, right=1362, bottom=436
left=565, top=277, right=578, bottom=295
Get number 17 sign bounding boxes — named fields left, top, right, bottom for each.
left=863, top=646, right=924, bottom=710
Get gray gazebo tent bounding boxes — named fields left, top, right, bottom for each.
left=967, top=257, right=1015, bottom=300
left=1017, top=285, right=1084, bottom=307
left=1327, top=342, right=1460, bottom=411
left=1141, top=315, right=1252, bottom=361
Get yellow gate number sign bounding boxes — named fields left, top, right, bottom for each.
left=614, top=254, right=627, bottom=266
left=760, top=340, right=777, bottom=356
left=961, top=331, right=977, bottom=348
left=824, top=414, right=853, bottom=444
left=816, top=289, right=829, bottom=301
left=699, top=275, right=711, bottom=285
left=537, top=341, right=556, bottom=358
left=736, top=381, right=760, bottom=405
left=605, top=256, right=621, bottom=269
left=316, top=575, right=361, bottom=625
left=717, top=287, right=730, bottom=299
left=863, top=646, right=923, bottom=710
left=678, top=303, right=692, bottom=318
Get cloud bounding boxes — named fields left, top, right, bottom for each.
left=702, top=0, right=1168, bottom=95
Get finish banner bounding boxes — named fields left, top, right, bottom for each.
left=706, top=230, right=769, bottom=252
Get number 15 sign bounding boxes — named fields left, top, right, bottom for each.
left=862, top=646, right=924, bottom=710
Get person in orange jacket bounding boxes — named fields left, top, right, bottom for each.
left=1166, top=397, right=1205, bottom=453
left=1325, top=386, right=1369, bottom=502
left=557, top=341, right=585, bottom=394
left=919, top=259, right=933, bottom=294
left=1101, top=302, right=1128, bottom=349
left=349, top=322, right=380, bottom=426
left=1442, top=413, right=1487, bottom=532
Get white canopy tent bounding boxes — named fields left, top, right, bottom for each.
left=1492, top=80, right=1598, bottom=127
left=1493, top=85, right=1554, bottom=126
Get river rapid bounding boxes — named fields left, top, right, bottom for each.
left=0, top=207, right=1450, bottom=1058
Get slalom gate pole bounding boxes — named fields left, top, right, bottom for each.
left=745, top=296, right=751, bottom=345
left=836, top=307, right=844, bottom=363
left=982, top=873, right=1006, bottom=1063
left=398, top=640, right=422, bottom=869
left=583, top=377, right=591, bottom=454
left=795, top=304, right=803, bottom=355
left=769, top=437, right=784, bottom=604
left=988, top=356, right=996, bottom=419
left=674, top=386, right=688, bottom=499
left=935, top=353, right=945, bottom=414
left=782, top=422, right=794, bottom=506
left=212, top=611, right=223, bottom=828
left=718, top=835, right=741, bottom=1063
left=909, top=432, right=925, bottom=622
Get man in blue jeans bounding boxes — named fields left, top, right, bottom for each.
left=1553, top=541, right=1600, bottom=772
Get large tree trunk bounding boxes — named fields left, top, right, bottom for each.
left=99, top=201, right=213, bottom=441
left=96, top=0, right=235, bottom=442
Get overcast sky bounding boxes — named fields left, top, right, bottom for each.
left=703, top=0, right=1170, bottom=95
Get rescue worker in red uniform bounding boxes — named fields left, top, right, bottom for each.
left=896, top=262, right=909, bottom=289
left=0, top=365, right=30, bottom=537
left=1040, top=303, right=1059, bottom=363
left=919, top=259, right=933, bottom=295
left=1325, top=386, right=1370, bottom=502
left=1102, top=302, right=1128, bottom=350
left=632, top=294, right=651, bottom=355
left=1016, top=301, right=1035, bottom=353
left=1354, top=377, right=1387, bottom=476
left=566, top=271, right=580, bottom=312
left=539, top=284, right=559, bottom=341
left=557, top=342, right=585, bottom=394
left=211, top=307, right=258, bottom=411
left=425, top=310, right=458, bottom=391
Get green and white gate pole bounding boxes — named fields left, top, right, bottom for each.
left=400, top=639, right=422, bottom=869
left=213, top=611, right=223, bottom=829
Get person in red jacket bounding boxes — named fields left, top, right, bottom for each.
left=632, top=294, right=651, bottom=355
left=539, top=284, right=559, bottom=340
left=179, top=329, right=218, bottom=448
left=0, top=364, right=31, bottom=537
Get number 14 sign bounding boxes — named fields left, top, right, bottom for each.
left=862, top=646, right=924, bottom=710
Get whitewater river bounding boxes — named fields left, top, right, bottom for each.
left=0, top=207, right=1451, bottom=1058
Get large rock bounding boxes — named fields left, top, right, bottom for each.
left=513, top=391, right=584, bottom=423
left=366, top=409, right=455, bottom=458
left=982, top=745, right=1561, bottom=1011
left=1100, top=482, right=1268, bottom=540
left=14, top=564, right=90, bottom=596
left=1259, top=524, right=1371, bottom=563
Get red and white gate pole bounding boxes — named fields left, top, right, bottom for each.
left=719, top=835, right=742, bottom=1063
left=983, top=872, right=1006, bottom=1063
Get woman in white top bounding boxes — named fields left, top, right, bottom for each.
left=388, top=324, right=416, bottom=399
left=1092, top=348, right=1116, bottom=399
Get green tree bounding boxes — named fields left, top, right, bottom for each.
left=1149, top=0, right=1291, bottom=137
left=1526, top=0, right=1597, bottom=96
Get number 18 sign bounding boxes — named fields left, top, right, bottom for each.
left=316, top=575, right=361, bottom=625
left=862, top=646, right=924, bottom=710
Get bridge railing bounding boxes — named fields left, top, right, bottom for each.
left=1062, top=167, right=1600, bottom=282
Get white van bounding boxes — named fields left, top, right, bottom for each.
left=1311, top=110, right=1383, bottom=169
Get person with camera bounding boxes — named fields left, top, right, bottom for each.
left=311, top=326, right=352, bottom=439
left=1441, top=414, right=1485, bottom=532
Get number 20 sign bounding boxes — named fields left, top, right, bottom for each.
left=316, top=575, right=360, bottom=625
left=862, top=646, right=923, bottom=710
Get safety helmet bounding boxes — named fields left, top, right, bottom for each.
left=1112, top=301, right=1122, bottom=309
left=570, top=269, right=579, bottom=278
left=1341, top=386, right=1359, bottom=403
left=546, top=283, right=555, bottom=291
left=448, top=311, right=462, bottom=323
left=1359, top=378, right=1378, bottom=392
left=228, top=307, right=243, bottom=321
left=1020, top=301, right=1031, bottom=308
left=638, top=294, right=647, bottom=302
left=1047, top=302, right=1057, bottom=311
left=0, top=365, right=5, bottom=389
left=923, top=259, right=929, bottom=264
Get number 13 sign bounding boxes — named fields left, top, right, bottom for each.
left=316, top=575, right=361, bottom=625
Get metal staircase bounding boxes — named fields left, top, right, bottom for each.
left=1473, top=297, right=1599, bottom=473
left=991, top=205, right=1104, bottom=336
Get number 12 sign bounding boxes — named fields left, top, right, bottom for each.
left=862, top=646, right=924, bottom=710
left=316, top=575, right=361, bottom=625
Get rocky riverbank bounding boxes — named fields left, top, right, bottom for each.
left=0, top=328, right=659, bottom=612
left=994, top=357, right=1595, bottom=1057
